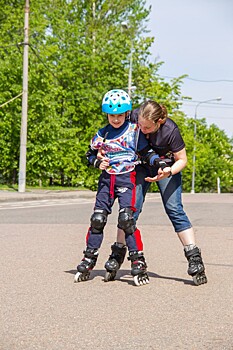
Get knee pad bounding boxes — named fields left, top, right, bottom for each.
left=90, top=209, right=108, bottom=233
left=118, top=208, right=136, bottom=235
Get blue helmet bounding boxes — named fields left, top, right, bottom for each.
left=102, top=89, right=132, bottom=114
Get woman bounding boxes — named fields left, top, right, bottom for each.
left=107, top=100, right=207, bottom=286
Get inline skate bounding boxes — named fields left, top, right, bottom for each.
left=104, top=242, right=127, bottom=282
left=128, top=250, right=149, bottom=286
left=74, top=248, right=98, bottom=283
left=185, top=246, right=207, bottom=285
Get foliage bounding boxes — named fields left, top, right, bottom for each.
left=183, top=119, right=233, bottom=193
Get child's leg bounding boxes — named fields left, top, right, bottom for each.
left=116, top=172, right=149, bottom=286
left=75, top=172, right=113, bottom=283
left=74, top=247, right=99, bottom=282
left=104, top=242, right=127, bottom=282
left=116, top=165, right=151, bottom=244
left=104, top=172, right=136, bottom=281
left=124, top=227, right=149, bottom=286
left=74, top=210, right=108, bottom=283
left=116, top=228, right=126, bottom=245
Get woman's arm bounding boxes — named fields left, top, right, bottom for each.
left=145, top=148, right=187, bottom=182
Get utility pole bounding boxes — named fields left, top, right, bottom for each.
left=18, top=0, right=29, bottom=193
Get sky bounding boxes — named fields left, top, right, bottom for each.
left=145, top=0, right=233, bottom=138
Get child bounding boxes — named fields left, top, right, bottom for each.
left=74, top=89, right=166, bottom=286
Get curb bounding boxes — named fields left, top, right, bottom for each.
left=0, top=191, right=232, bottom=204
left=0, top=190, right=97, bottom=203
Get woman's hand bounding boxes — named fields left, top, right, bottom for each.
left=145, top=166, right=171, bottom=182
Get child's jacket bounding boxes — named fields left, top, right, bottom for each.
left=90, top=121, right=148, bottom=175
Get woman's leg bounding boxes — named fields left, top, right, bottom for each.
left=177, top=228, right=195, bottom=246
left=157, top=172, right=192, bottom=237
left=117, top=168, right=194, bottom=247
left=157, top=173, right=207, bottom=285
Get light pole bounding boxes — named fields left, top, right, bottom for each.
left=18, top=0, right=29, bottom=193
left=191, top=97, right=222, bottom=194
left=128, top=42, right=133, bottom=97
left=121, top=22, right=133, bottom=97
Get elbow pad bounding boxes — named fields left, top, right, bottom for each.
left=142, top=150, right=160, bottom=166
left=142, top=150, right=171, bottom=170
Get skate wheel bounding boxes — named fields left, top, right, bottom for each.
left=74, top=271, right=90, bottom=283
left=104, top=270, right=116, bottom=282
left=133, top=273, right=150, bottom=286
left=193, top=272, right=207, bottom=286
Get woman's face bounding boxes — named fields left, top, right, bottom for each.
left=138, top=115, right=160, bottom=134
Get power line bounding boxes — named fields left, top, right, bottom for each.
left=0, top=42, right=61, bottom=85
left=182, top=104, right=233, bottom=110
left=0, top=43, right=24, bottom=53
left=0, top=92, right=23, bottom=108
left=185, top=114, right=233, bottom=120
left=180, top=100, right=233, bottom=107
left=203, top=116, right=233, bottom=120
left=0, top=43, right=19, bottom=49
left=1, top=43, right=233, bottom=84
left=29, top=44, right=60, bottom=82
left=161, top=75, right=233, bottom=83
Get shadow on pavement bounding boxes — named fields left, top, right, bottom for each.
left=65, top=269, right=194, bottom=286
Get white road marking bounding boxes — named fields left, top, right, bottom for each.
left=0, top=198, right=94, bottom=210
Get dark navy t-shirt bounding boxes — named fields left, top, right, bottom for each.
left=130, top=108, right=185, bottom=157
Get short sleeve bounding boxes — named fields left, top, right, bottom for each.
left=168, top=127, right=185, bottom=153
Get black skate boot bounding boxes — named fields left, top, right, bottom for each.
left=128, top=250, right=149, bottom=286
left=185, top=246, right=207, bottom=285
left=74, top=248, right=98, bottom=283
left=104, top=242, right=127, bottom=282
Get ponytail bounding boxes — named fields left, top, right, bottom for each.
left=159, top=104, right=168, bottom=120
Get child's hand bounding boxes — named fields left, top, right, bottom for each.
left=99, top=158, right=110, bottom=170
left=97, top=147, right=106, bottom=160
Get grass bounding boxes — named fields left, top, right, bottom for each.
left=0, top=184, right=89, bottom=192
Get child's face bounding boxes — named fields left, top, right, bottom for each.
left=107, top=113, right=126, bottom=128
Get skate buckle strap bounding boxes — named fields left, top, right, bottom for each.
left=132, top=260, right=145, bottom=267
left=84, top=248, right=99, bottom=259
left=127, top=251, right=144, bottom=262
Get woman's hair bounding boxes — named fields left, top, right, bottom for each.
left=138, top=100, right=168, bottom=123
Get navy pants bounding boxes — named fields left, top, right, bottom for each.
left=86, top=170, right=143, bottom=252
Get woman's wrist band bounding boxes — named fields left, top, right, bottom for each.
left=168, top=168, right=173, bottom=177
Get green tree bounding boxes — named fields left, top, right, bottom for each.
left=184, top=119, right=233, bottom=193
left=0, top=1, right=232, bottom=193
left=0, top=1, right=24, bottom=183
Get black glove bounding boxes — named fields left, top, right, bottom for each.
left=86, top=147, right=101, bottom=168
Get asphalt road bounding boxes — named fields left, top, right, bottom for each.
left=0, top=193, right=233, bottom=350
